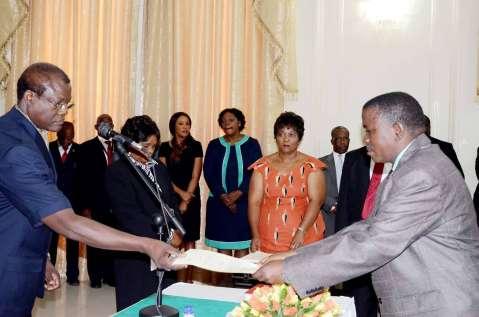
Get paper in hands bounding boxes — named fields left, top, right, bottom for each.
left=169, top=249, right=271, bottom=274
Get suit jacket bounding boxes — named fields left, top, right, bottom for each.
left=319, top=153, right=338, bottom=237
left=77, top=137, right=111, bottom=221
left=0, top=107, right=71, bottom=315
left=428, top=135, right=464, bottom=177
left=284, top=134, right=479, bottom=316
left=335, top=146, right=371, bottom=231
left=49, top=141, right=80, bottom=211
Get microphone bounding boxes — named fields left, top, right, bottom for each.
left=98, top=122, right=152, bottom=158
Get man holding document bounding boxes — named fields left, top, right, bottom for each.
left=253, top=92, right=479, bottom=316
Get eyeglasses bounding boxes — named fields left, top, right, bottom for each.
left=52, top=102, right=75, bottom=114
left=31, top=90, right=74, bottom=114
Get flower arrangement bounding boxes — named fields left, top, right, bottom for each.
left=228, top=284, right=341, bottom=317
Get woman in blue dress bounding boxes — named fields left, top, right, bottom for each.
left=204, top=108, right=262, bottom=263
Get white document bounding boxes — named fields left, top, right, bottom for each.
left=172, top=249, right=261, bottom=274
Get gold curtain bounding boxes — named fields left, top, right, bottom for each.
left=4, top=0, right=138, bottom=142
left=142, top=0, right=296, bottom=154
left=0, top=0, right=28, bottom=90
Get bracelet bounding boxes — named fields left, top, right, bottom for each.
left=297, top=226, right=305, bottom=233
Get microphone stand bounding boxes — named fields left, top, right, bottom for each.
left=114, top=142, right=180, bottom=317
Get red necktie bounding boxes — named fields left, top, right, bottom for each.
left=361, top=162, right=385, bottom=219
left=61, top=146, right=68, bottom=163
left=105, top=141, right=113, bottom=166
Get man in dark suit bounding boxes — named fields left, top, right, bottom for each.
left=319, top=126, right=349, bottom=237
left=0, top=63, right=180, bottom=316
left=77, top=114, right=116, bottom=288
left=424, top=115, right=464, bottom=177
left=48, top=121, right=81, bottom=285
left=335, top=146, right=379, bottom=317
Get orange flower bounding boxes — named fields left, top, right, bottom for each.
left=247, top=295, right=268, bottom=312
left=283, top=306, right=298, bottom=316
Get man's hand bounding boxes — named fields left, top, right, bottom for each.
left=44, top=260, right=60, bottom=291
left=146, top=239, right=184, bottom=270
left=253, top=260, right=285, bottom=285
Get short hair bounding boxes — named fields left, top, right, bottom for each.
left=274, top=111, right=305, bottom=141
left=57, top=121, right=74, bottom=140
left=217, top=108, right=246, bottom=132
left=363, top=92, right=425, bottom=135
left=120, top=115, right=161, bottom=145
left=17, top=62, right=70, bottom=101
left=331, top=126, right=349, bottom=138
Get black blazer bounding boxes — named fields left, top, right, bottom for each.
left=428, top=136, right=464, bottom=177
left=77, top=137, right=111, bottom=218
left=335, top=146, right=371, bottom=231
left=105, top=158, right=179, bottom=239
left=49, top=141, right=80, bottom=210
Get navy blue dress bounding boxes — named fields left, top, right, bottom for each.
left=203, top=135, right=262, bottom=249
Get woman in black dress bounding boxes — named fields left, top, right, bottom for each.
left=159, top=112, right=203, bottom=283
left=105, top=115, right=181, bottom=311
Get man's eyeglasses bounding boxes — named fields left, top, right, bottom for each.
left=31, top=90, right=74, bottom=114
left=51, top=102, right=75, bottom=114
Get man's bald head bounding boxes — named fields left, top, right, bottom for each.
left=17, top=63, right=70, bottom=102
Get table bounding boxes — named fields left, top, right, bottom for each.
left=113, top=282, right=356, bottom=317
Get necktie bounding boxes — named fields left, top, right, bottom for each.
left=105, top=141, right=113, bottom=166
left=61, top=146, right=68, bottom=163
left=336, top=154, right=344, bottom=189
left=361, top=162, right=385, bottom=219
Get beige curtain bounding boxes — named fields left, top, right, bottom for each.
left=0, top=0, right=28, bottom=90
left=4, top=0, right=138, bottom=142
left=143, top=0, right=291, bottom=154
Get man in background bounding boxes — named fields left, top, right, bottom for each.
left=77, top=114, right=116, bottom=288
left=48, top=121, right=81, bottom=285
left=424, top=114, right=464, bottom=177
left=319, top=126, right=349, bottom=237
left=334, top=145, right=384, bottom=317
left=0, top=62, right=180, bottom=316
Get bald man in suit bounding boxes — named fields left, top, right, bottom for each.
left=254, top=92, right=479, bottom=316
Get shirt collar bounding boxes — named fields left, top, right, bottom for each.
left=15, top=105, right=43, bottom=133
left=392, top=140, right=414, bottom=171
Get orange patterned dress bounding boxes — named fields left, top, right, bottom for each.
left=250, top=155, right=326, bottom=253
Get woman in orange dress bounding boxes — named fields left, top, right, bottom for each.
left=249, top=112, right=326, bottom=253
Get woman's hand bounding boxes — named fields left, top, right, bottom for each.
left=178, top=200, right=188, bottom=214
left=170, top=231, right=183, bottom=248
left=289, top=229, right=305, bottom=249
left=179, top=190, right=194, bottom=204
left=251, top=237, right=261, bottom=252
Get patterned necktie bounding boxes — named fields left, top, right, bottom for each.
left=361, top=162, right=385, bottom=219
left=105, top=141, right=113, bottom=166
left=61, top=145, right=68, bottom=163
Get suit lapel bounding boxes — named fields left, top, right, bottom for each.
left=325, top=154, right=338, bottom=192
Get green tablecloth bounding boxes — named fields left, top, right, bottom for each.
left=114, top=294, right=237, bottom=317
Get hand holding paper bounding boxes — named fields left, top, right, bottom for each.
left=171, top=249, right=270, bottom=274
